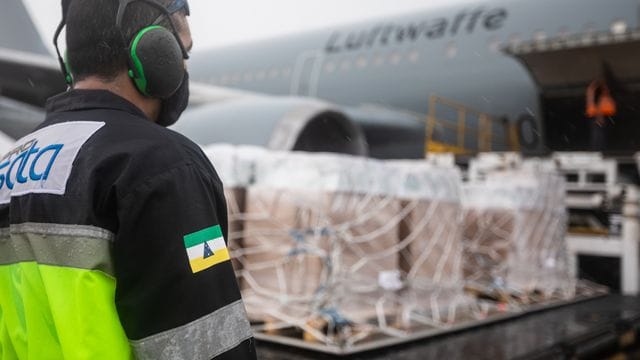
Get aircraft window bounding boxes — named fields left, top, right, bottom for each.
left=208, top=76, right=217, bottom=85
left=340, top=60, right=352, bottom=71
left=611, top=20, right=628, bottom=35
left=325, top=61, right=337, bottom=73
left=445, top=42, right=457, bottom=59
left=243, top=73, right=254, bottom=82
left=356, top=56, right=368, bottom=69
left=373, top=54, right=385, bottom=66
left=508, top=33, right=522, bottom=45
left=390, top=52, right=402, bottom=65
left=282, top=68, right=292, bottom=78
left=268, top=68, right=279, bottom=79
left=219, top=75, right=229, bottom=85
left=256, top=70, right=266, bottom=81
left=232, top=73, right=241, bottom=83
left=408, top=50, right=420, bottom=63
left=487, top=37, right=501, bottom=53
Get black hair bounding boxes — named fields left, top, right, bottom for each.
left=65, top=0, right=185, bottom=82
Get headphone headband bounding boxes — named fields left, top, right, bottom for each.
left=115, top=0, right=189, bottom=59
left=53, top=0, right=190, bottom=86
left=167, top=0, right=189, bottom=15
left=53, top=0, right=71, bottom=85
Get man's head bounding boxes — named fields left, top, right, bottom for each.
left=59, top=0, right=193, bottom=125
left=65, top=0, right=192, bottom=86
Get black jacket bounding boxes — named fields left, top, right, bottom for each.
left=0, top=89, right=256, bottom=359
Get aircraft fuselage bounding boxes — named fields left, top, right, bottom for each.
left=188, top=0, right=640, bottom=154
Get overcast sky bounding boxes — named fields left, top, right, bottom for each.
left=25, top=0, right=464, bottom=53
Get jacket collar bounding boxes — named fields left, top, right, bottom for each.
left=45, top=89, right=148, bottom=119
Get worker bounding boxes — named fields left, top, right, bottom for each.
left=0, top=0, right=256, bottom=359
left=585, top=79, right=617, bottom=151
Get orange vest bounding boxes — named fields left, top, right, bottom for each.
left=586, top=81, right=617, bottom=117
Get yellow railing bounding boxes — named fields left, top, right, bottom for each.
left=425, top=95, right=520, bottom=155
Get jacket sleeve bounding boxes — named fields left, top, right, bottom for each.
left=113, top=162, right=255, bottom=360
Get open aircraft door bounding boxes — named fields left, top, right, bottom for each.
left=504, top=30, right=640, bottom=153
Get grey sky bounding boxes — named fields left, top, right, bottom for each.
left=24, top=0, right=465, bottom=52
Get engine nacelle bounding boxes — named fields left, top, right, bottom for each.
left=173, top=96, right=368, bottom=156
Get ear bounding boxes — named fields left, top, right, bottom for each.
left=128, top=26, right=185, bottom=99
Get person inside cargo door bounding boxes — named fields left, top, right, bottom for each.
left=585, top=74, right=617, bottom=152
left=0, top=0, right=256, bottom=358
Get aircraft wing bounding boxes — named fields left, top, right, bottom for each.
left=189, top=81, right=261, bottom=107
left=0, top=95, right=45, bottom=139
left=0, top=47, right=66, bottom=108
left=0, top=47, right=61, bottom=139
left=0, top=0, right=66, bottom=107
left=0, top=128, right=15, bottom=152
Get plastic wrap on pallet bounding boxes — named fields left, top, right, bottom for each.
left=322, top=160, right=470, bottom=336
left=383, top=160, right=463, bottom=284
left=383, top=160, right=471, bottom=327
left=462, top=182, right=518, bottom=294
left=497, top=171, right=570, bottom=299
left=467, top=152, right=523, bottom=182
left=522, top=157, right=557, bottom=173
left=203, top=144, right=265, bottom=188
left=203, top=144, right=267, bottom=288
left=251, top=151, right=373, bottom=193
left=463, top=170, right=573, bottom=302
left=239, top=151, right=482, bottom=346
left=199, top=146, right=599, bottom=352
left=240, top=152, right=399, bottom=326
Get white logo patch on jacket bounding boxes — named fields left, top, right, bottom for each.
left=0, top=121, right=105, bottom=204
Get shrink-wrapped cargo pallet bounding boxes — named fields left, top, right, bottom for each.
left=384, top=161, right=467, bottom=325
left=200, top=146, right=588, bottom=352
left=203, top=145, right=265, bottom=288
left=233, top=150, right=472, bottom=342
left=463, top=170, right=573, bottom=302
left=386, top=161, right=463, bottom=284
left=495, top=172, right=571, bottom=299
left=240, top=152, right=402, bottom=326
left=313, top=159, right=468, bottom=335
left=462, top=183, right=517, bottom=296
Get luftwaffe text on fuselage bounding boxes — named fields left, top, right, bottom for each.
left=325, top=8, right=509, bottom=54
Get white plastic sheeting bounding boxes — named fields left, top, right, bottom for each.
left=203, top=145, right=585, bottom=350
left=463, top=169, right=575, bottom=303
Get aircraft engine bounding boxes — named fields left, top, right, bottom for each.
left=173, top=96, right=369, bottom=156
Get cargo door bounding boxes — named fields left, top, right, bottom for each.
left=504, top=30, right=640, bottom=153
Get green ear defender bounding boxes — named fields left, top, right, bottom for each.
left=117, top=0, right=189, bottom=100
left=53, top=0, right=189, bottom=96
left=126, top=24, right=185, bottom=99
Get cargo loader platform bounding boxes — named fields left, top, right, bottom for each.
left=256, top=294, right=640, bottom=359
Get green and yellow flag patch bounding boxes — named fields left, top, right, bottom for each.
left=183, top=225, right=230, bottom=273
